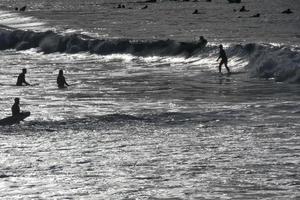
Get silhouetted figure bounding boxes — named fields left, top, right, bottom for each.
left=15, top=7, right=18, bottom=11
left=217, top=45, right=230, bottom=74
left=239, top=6, right=249, bottom=12
left=198, top=36, right=207, bottom=47
left=228, top=0, right=241, bottom=3
left=19, top=6, right=26, bottom=12
left=11, top=98, right=20, bottom=116
left=122, top=5, right=125, bottom=8
left=117, top=4, right=122, bottom=8
left=141, top=5, right=148, bottom=9
left=57, top=69, right=70, bottom=88
left=192, top=9, right=199, bottom=14
left=16, top=68, right=30, bottom=86
left=282, top=9, right=293, bottom=14
left=251, top=13, right=260, bottom=18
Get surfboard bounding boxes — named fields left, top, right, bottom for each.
left=0, top=112, right=30, bottom=126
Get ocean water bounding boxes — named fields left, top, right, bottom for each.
left=0, top=0, right=299, bottom=199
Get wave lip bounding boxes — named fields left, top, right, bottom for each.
left=243, top=44, right=300, bottom=83
left=221, top=43, right=300, bottom=83
left=1, top=27, right=300, bottom=83
left=0, top=28, right=207, bottom=57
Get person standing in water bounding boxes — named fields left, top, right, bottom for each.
left=11, top=98, right=21, bottom=116
left=16, top=68, right=30, bottom=86
left=217, top=44, right=230, bottom=75
left=57, top=69, right=70, bottom=88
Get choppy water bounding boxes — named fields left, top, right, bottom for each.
left=0, top=0, right=299, bottom=199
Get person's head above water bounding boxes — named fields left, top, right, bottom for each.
left=22, top=68, right=27, bottom=74
left=14, top=97, right=20, bottom=104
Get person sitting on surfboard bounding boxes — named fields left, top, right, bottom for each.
left=11, top=98, right=21, bottom=116
left=217, top=44, right=230, bottom=75
left=16, top=68, right=30, bottom=86
left=57, top=69, right=70, bottom=88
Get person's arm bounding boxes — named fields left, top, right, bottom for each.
left=24, top=81, right=30, bottom=86
left=63, top=77, right=70, bottom=86
left=22, top=75, right=30, bottom=85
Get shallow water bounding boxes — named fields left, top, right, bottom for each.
left=0, top=0, right=300, bottom=199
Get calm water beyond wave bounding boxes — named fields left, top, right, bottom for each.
left=0, top=0, right=299, bottom=199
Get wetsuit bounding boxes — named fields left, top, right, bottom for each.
left=16, top=73, right=29, bottom=86
left=219, top=49, right=228, bottom=64
left=57, top=75, right=69, bottom=88
left=11, top=103, right=20, bottom=116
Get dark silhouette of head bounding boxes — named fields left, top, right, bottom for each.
left=14, top=98, right=20, bottom=104
left=219, top=44, right=223, bottom=49
left=59, top=69, right=64, bottom=76
left=22, top=68, right=27, bottom=74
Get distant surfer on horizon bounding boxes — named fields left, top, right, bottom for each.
left=57, top=69, right=70, bottom=88
left=217, top=45, right=230, bottom=75
left=16, top=68, right=30, bottom=86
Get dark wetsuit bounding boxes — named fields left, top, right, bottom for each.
left=11, top=103, right=20, bottom=116
left=57, top=75, right=69, bottom=88
left=219, top=49, right=228, bottom=65
left=218, top=48, right=230, bottom=74
left=16, top=73, right=29, bottom=86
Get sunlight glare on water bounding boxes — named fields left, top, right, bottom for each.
left=0, top=0, right=299, bottom=199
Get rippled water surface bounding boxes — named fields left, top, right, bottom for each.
left=0, top=0, right=300, bottom=199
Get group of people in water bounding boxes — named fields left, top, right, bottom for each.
left=16, top=68, right=69, bottom=88
left=10, top=69, right=69, bottom=117
left=7, top=40, right=230, bottom=120
left=193, top=4, right=293, bottom=17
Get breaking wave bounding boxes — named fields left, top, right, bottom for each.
left=0, top=27, right=207, bottom=57
left=226, top=43, right=300, bottom=83
left=0, top=26, right=300, bottom=83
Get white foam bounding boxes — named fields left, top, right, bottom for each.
left=0, top=10, right=48, bottom=31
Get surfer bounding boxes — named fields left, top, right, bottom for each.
left=250, top=13, right=260, bottom=18
left=0, top=97, right=31, bottom=125
left=217, top=44, right=230, bottom=75
left=11, top=98, right=21, bottom=116
left=282, top=9, right=293, bottom=14
left=19, top=6, right=26, bottom=12
left=198, top=36, right=208, bottom=48
left=239, top=6, right=249, bottom=12
left=192, top=9, right=199, bottom=14
left=57, top=69, right=70, bottom=88
left=16, top=68, right=30, bottom=86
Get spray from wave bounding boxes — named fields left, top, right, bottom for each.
left=0, top=27, right=207, bottom=57
left=1, top=9, right=299, bottom=84
left=226, top=43, right=300, bottom=83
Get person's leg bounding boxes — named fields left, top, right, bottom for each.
left=218, top=61, right=223, bottom=74
left=224, top=61, right=230, bottom=74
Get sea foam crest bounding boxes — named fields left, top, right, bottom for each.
left=0, top=28, right=207, bottom=57
left=226, top=43, right=300, bottom=83
left=0, top=27, right=300, bottom=83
